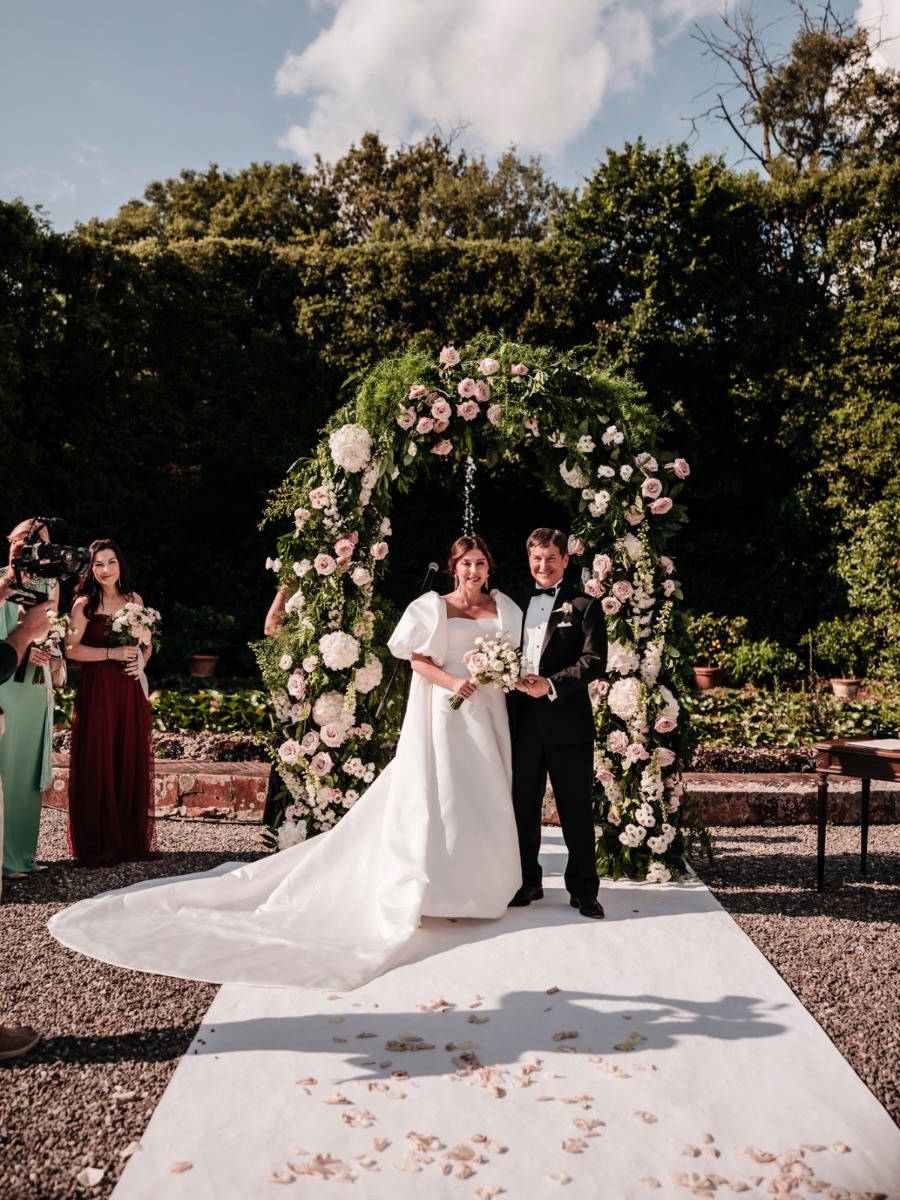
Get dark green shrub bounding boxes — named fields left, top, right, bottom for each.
left=729, top=638, right=801, bottom=687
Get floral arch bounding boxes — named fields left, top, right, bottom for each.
left=257, top=336, right=697, bottom=882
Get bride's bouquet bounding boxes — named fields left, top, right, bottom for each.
left=110, top=601, right=162, bottom=651
left=448, top=632, right=522, bottom=709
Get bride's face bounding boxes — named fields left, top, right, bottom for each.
left=455, top=550, right=489, bottom=591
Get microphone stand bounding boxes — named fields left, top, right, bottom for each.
left=374, top=560, right=439, bottom=722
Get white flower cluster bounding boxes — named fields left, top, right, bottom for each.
left=277, top=813, right=308, bottom=850
left=645, top=862, right=672, bottom=884
left=646, top=823, right=676, bottom=855
left=607, top=640, right=640, bottom=676
left=342, top=756, right=376, bottom=784
left=640, top=640, right=663, bottom=687
left=319, top=630, right=360, bottom=672
left=329, top=424, right=373, bottom=474
left=354, top=655, right=383, bottom=694
left=312, top=690, right=355, bottom=730
left=358, top=457, right=381, bottom=509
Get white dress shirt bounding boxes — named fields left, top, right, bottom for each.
left=523, top=584, right=561, bottom=700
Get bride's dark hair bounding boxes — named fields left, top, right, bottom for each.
left=446, top=535, right=494, bottom=589
left=73, top=538, right=134, bottom=620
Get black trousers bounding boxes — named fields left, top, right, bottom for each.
left=511, top=701, right=599, bottom=898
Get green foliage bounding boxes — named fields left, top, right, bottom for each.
left=53, top=685, right=275, bottom=733
left=690, top=685, right=900, bottom=748
left=810, top=616, right=877, bottom=680
left=728, top=638, right=801, bottom=688
left=686, top=613, right=749, bottom=667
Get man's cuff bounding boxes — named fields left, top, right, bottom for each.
left=547, top=679, right=557, bottom=702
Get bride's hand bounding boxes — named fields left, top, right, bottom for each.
left=451, top=677, right=476, bottom=701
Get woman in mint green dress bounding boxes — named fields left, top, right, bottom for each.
left=0, top=520, right=56, bottom=878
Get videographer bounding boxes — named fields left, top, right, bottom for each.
left=0, top=597, right=50, bottom=1059
left=0, top=521, right=57, bottom=879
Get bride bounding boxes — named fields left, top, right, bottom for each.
left=49, top=536, right=523, bottom=990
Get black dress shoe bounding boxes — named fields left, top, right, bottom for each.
left=570, top=895, right=605, bottom=919
left=508, top=885, right=544, bottom=907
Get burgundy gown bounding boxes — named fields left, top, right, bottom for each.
left=67, top=613, right=157, bottom=867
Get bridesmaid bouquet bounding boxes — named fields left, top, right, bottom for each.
left=110, top=601, right=162, bottom=650
left=31, top=609, right=70, bottom=687
left=449, top=633, right=522, bottom=709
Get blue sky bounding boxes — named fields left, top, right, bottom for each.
left=1, top=0, right=895, bottom=231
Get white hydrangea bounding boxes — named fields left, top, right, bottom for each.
left=607, top=640, right=640, bottom=676
left=319, top=630, right=361, bottom=671
left=312, top=690, right=355, bottom=730
left=608, top=676, right=642, bottom=721
left=328, top=424, right=373, bottom=474
left=277, top=816, right=307, bottom=850
left=354, top=655, right=384, bottom=694
left=559, top=460, right=590, bottom=489
left=619, top=533, right=643, bottom=561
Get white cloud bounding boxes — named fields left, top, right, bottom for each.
left=858, top=0, right=900, bottom=69
left=2, top=166, right=77, bottom=202
left=275, top=0, right=717, bottom=164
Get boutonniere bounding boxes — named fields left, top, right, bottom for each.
left=553, top=601, right=573, bottom=616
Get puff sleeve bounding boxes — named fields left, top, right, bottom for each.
left=387, top=591, right=448, bottom=666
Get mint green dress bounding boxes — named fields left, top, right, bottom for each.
left=0, top=596, right=53, bottom=875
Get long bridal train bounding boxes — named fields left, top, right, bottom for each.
left=48, top=591, right=523, bottom=990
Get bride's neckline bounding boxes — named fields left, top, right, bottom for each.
left=448, top=614, right=496, bottom=622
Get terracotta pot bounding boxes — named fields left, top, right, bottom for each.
left=188, top=654, right=219, bottom=679
left=830, top=677, right=861, bottom=701
left=692, top=666, right=725, bottom=690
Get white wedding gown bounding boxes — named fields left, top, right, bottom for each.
left=48, top=591, right=523, bottom=990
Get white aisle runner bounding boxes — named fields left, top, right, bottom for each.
left=113, top=833, right=900, bottom=1198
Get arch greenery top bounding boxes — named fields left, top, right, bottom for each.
left=257, top=335, right=695, bottom=883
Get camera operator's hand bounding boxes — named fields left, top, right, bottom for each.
left=2, top=603, right=51, bottom=666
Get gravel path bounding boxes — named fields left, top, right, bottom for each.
left=1, top=812, right=897, bottom=1199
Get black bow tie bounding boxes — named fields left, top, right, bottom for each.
left=533, top=587, right=558, bottom=597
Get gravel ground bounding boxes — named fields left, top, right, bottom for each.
left=1, top=812, right=897, bottom=1199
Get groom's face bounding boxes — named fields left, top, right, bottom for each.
left=528, top=543, right=568, bottom=589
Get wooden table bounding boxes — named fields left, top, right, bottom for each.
left=814, top=737, right=900, bottom=890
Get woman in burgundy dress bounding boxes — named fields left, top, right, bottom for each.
left=64, top=539, right=157, bottom=867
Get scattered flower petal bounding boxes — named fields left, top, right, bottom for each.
left=269, top=1170, right=295, bottom=1184
left=169, top=1162, right=193, bottom=1174
left=634, top=1111, right=658, bottom=1124
left=76, top=1167, right=105, bottom=1188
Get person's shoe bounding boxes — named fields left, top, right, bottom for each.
left=508, top=885, right=544, bottom=907
left=0, top=1025, right=40, bottom=1060
left=570, top=895, right=605, bottom=919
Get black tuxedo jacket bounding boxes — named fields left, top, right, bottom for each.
left=509, top=580, right=607, bottom=745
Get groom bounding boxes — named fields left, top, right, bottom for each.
left=508, top=528, right=607, bottom=918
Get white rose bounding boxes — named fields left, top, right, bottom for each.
left=279, top=654, right=293, bottom=671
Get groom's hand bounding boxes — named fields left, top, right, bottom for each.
left=517, top=674, right=550, bottom=697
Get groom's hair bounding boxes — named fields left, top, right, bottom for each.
left=526, top=528, right=567, bottom=556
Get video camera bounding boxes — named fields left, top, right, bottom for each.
left=8, top=517, right=89, bottom=605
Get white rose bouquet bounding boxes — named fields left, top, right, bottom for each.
left=32, top=609, right=70, bottom=687
left=449, top=633, right=522, bottom=710
left=110, top=601, right=162, bottom=651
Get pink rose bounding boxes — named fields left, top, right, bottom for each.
left=567, top=535, right=585, bottom=556
left=439, top=345, right=460, bottom=368
left=289, top=702, right=305, bottom=724
left=371, top=541, right=389, bottom=560
left=655, top=715, right=677, bottom=733
left=657, top=748, right=677, bottom=767
left=457, top=400, right=479, bottom=421
left=319, top=723, right=346, bottom=748
left=465, top=651, right=490, bottom=673
left=641, top=477, right=663, bottom=499
left=433, top=418, right=449, bottom=433
left=287, top=671, right=306, bottom=698
left=457, top=377, right=476, bottom=398
left=309, top=486, right=329, bottom=509
left=607, top=805, right=622, bottom=826
left=589, top=679, right=609, bottom=700
left=474, top=380, right=491, bottom=403
left=317, top=786, right=341, bottom=807
left=478, top=357, right=500, bottom=376
left=397, top=407, right=416, bottom=430
left=334, top=537, right=355, bottom=559
left=584, top=578, right=603, bottom=598
left=650, top=497, right=673, bottom=515
left=278, top=738, right=301, bottom=764
left=668, top=457, right=690, bottom=479
left=309, top=751, right=333, bottom=777
left=668, top=794, right=681, bottom=811
left=662, top=579, right=676, bottom=597
left=314, top=553, right=337, bottom=576
left=408, top=383, right=428, bottom=399
left=607, top=730, right=629, bottom=754
left=626, top=743, right=651, bottom=764
left=593, top=553, right=613, bottom=580
left=523, top=417, right=539, bottom=435
left=601, top=596, right=622, bottom=615
left=510, top=363, right=528, bottom=376
left=596, top=769, right=614, bottom=783
left=431, top=399, right=451, bottom=422
left=299, top=730, right=320, bottom=755
left=351, top=566, right=372, bottom=587
left=611, top=580, right=633, bottom=602
left=431, top=440, right=452, bottom=456
left=486, top=404, right=503, bottom=425
left=659, top=555, right=675, bottom=575
left=302, top=655, right=318, bottom=673
left=416, top=416, right=435, bottom=434
left=625, top=508, right=645, bottom=525
left=294, top=507, right=311, bottom=529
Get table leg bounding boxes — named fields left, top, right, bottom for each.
left=816, top=773, right=828, bottom=892
left=860, top=777, right=870, bottom=876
